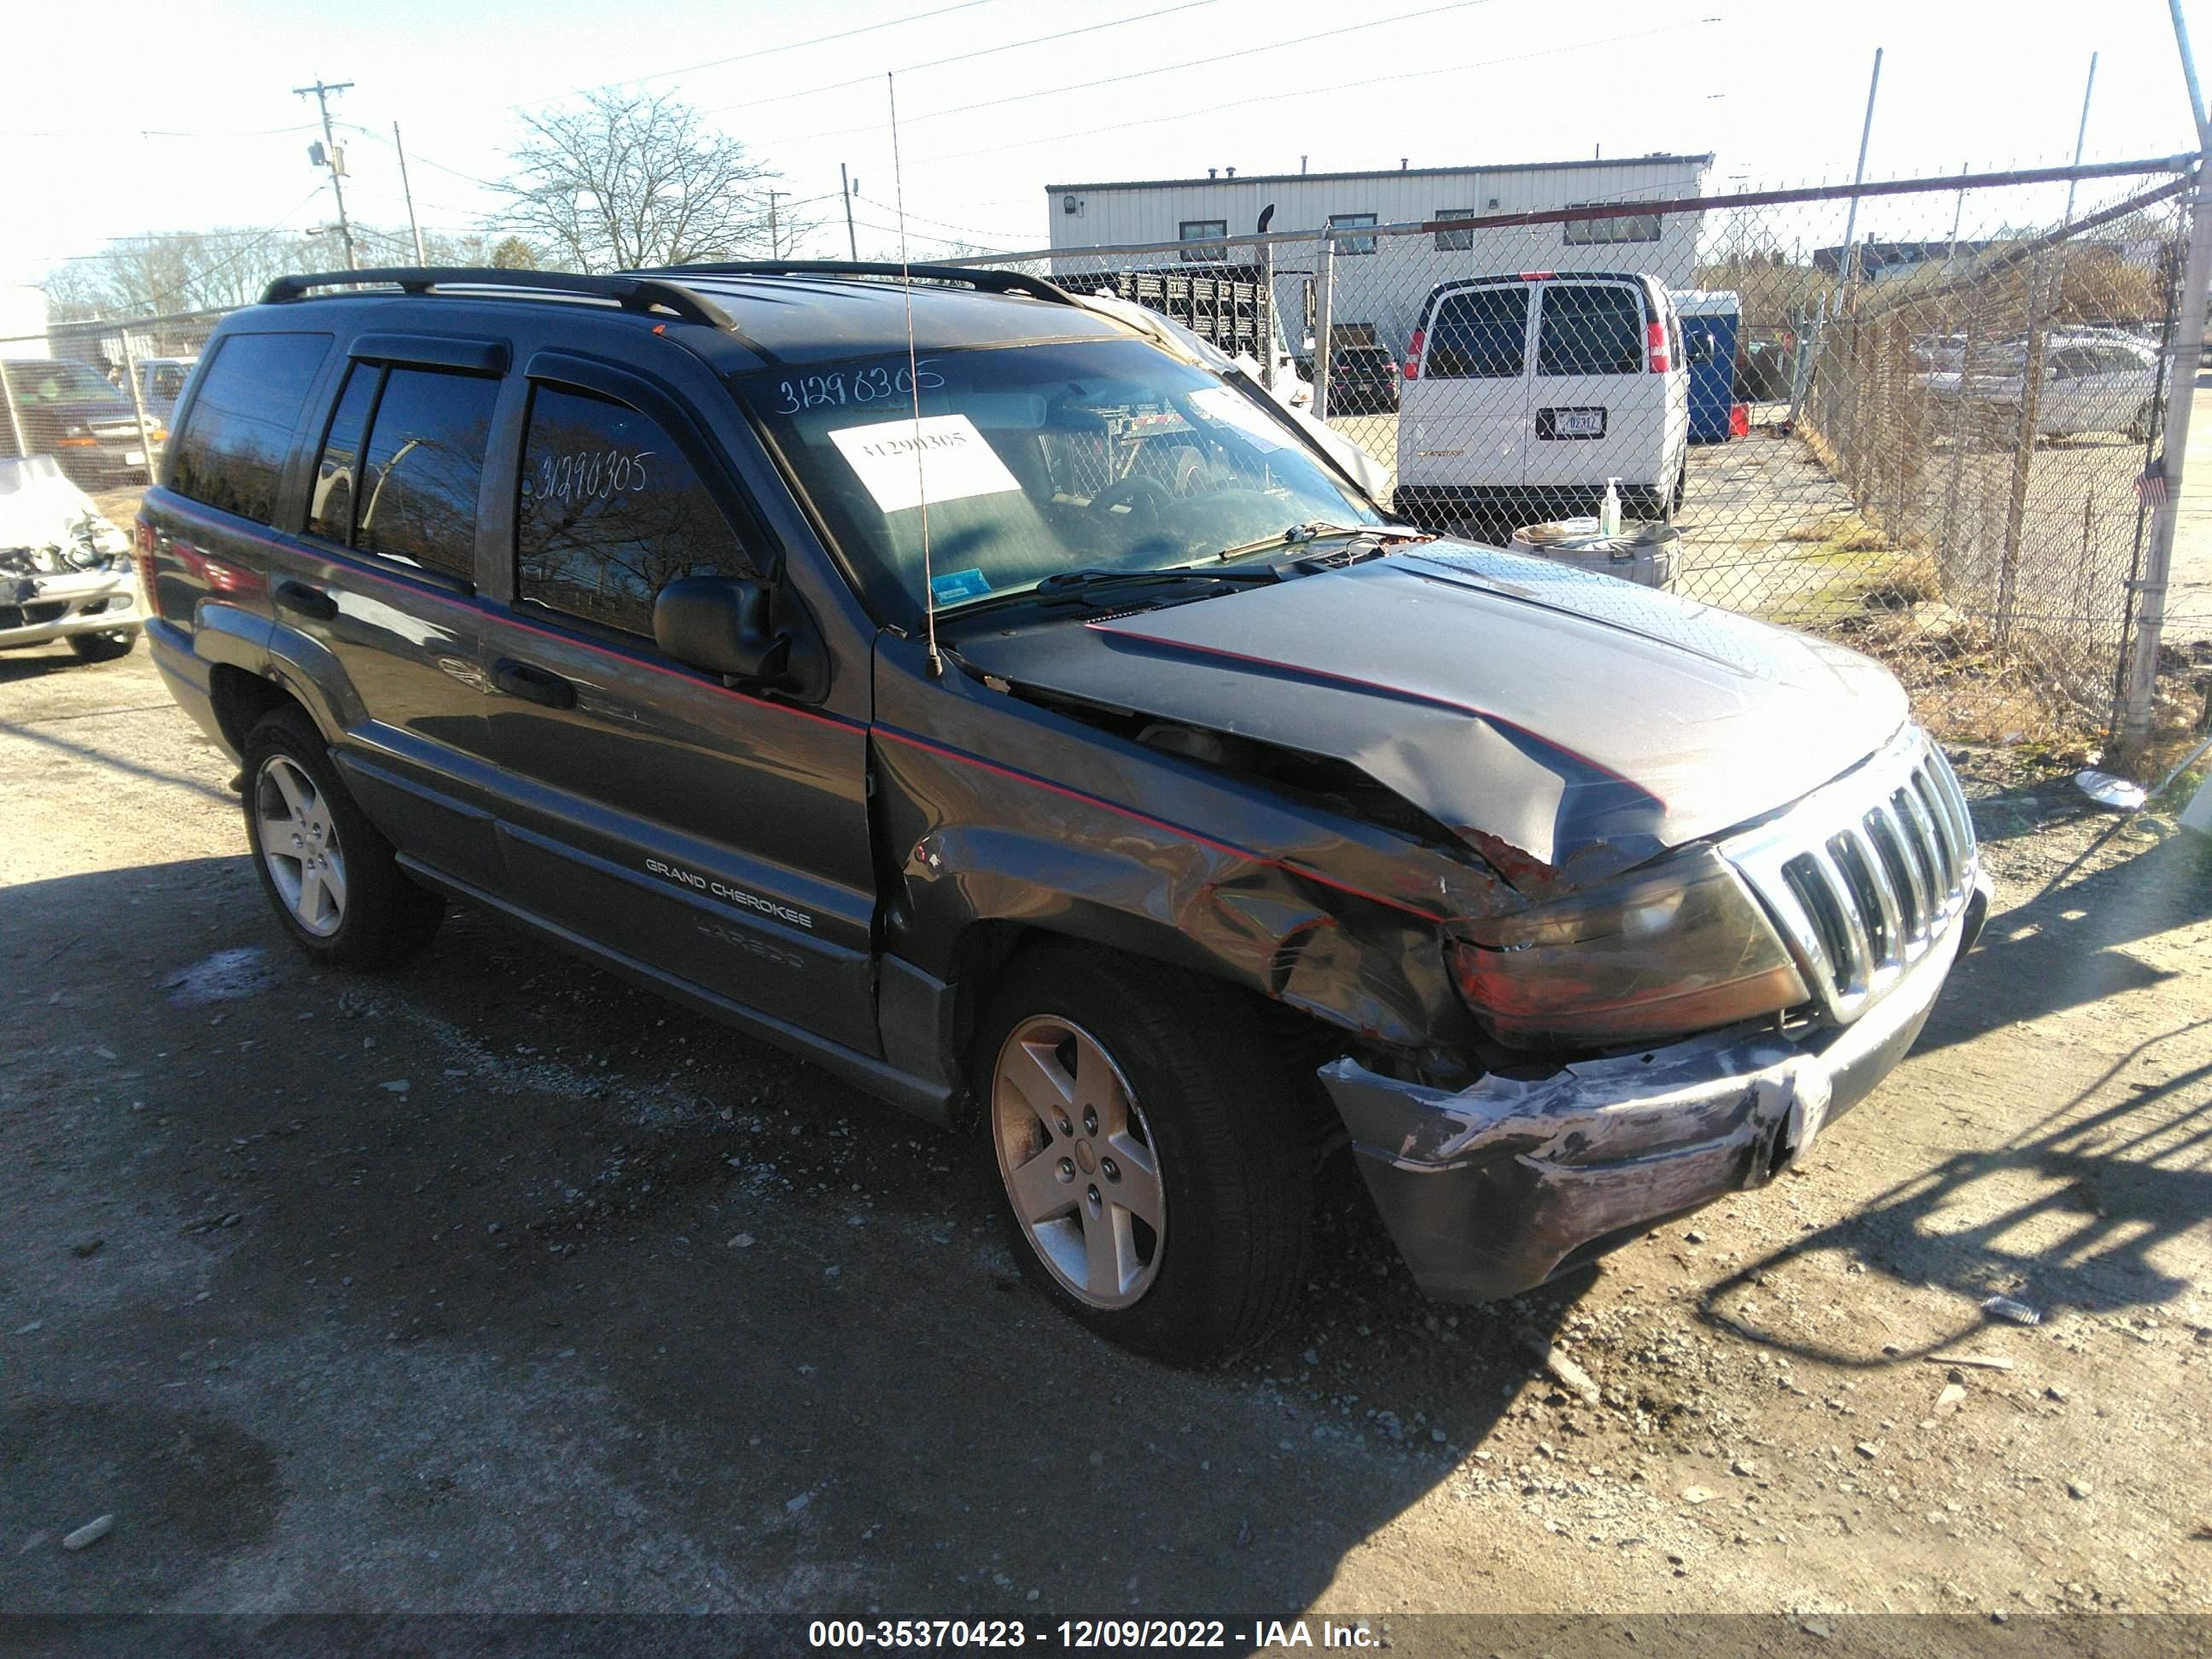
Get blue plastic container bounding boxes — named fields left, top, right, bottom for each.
left=1674, top=289, right=1740, bottom=444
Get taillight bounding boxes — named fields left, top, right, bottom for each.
left=133, top=516, right=157, bottom=598
left=1647, top=320, right=1670, bottom=374
left=1404, top=329, right=1425, bottom=381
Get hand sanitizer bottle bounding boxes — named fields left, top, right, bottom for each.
left=1600, top=478, right=1623, bottom=539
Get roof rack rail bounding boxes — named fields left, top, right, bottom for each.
left=637, top=259, right=1074, bottom=307
left=259, top=267, right=733, bottom=329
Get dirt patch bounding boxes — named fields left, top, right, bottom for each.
left=1, top=652, right=2208, bottom=1627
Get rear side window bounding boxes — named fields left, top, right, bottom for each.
left=307, top=362, right=379, bottom=544
left=355, top=367, right=499, bottom=580
left=1537, top=284, right=1644, bottom=376
left=1425, top=287, right=1529, bottom=380
left=167, top=332, right=331, bottom=524
left=516, top=385, right=756, bottom=640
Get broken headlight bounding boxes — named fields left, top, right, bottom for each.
left=1447, top=845, right=1808, bottom=1050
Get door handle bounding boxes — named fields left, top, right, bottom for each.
left=492, top=657, right=577, bottom=710
left=273, top=579, right=338, bottom=622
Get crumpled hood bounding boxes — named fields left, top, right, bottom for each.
left=954, top=543, right=1908, bottom=888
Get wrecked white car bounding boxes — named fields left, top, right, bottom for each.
left=0, top=456, right=143, bottom=662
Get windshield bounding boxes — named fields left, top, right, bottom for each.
left=3, top=362, right=125, bottom=405
left=734, top=337, right=1381, bottom=623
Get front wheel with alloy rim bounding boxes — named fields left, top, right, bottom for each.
left=242, top=706, right=445, bottom=969
left=977, top=945, right=1313, bottom=1365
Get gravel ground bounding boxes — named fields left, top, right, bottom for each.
left=1, top=644, right=2209, bottom=1639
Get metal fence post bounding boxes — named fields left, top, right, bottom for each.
left=0, top=360, right=23, bottom=461
left=2121, top=160, right=2212, bottom=759
left=1258, top=238, right=1276, bottom=393
left=1997, top=261, right=2052, bottom=649
left=118, top=329, right=158, bottom=484
left=1310, top=233, right=1335, bottom=423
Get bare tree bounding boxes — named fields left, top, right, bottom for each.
left=491, top=90, right=782, bottom=272
left=44, top=227, right=306, bottom=322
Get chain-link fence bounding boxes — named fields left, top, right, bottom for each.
left=0, top=308, right=231, bottom=521
left=11, top=166, right=2203, bottom=754
left=966, top=158, right=2204, bottom=751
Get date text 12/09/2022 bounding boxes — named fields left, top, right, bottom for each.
left=805, top=1618, right=1382, bottom=1650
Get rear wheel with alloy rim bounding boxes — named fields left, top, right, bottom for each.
left=242, top=705, right=445, bottom=969
left=976, top=944, right=1312, bottom=1364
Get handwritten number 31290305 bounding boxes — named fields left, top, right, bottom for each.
left=776, top=360, right=944, bottom=414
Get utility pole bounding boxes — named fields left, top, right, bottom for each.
left=2121, top=0, right=2212, bottom=757
left=393, top=121, right=426, bottom=265
left=294, top=78, right=357, bottom=270
left=768, top=189, right=786, bottom=259
left=1839, top=48, right=1883, bottom=291
left=841, top=163, right=859, bottom=261
left=2062, top=53, right=2099, bottom=225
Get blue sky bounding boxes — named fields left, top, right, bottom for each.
left=3, top=0, right=2207, bottom=286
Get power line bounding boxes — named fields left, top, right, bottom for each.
left=513, top=0, right=1005, bottom=110
left=850, top=193, right=1028, bottom=247
left=137, top=123, right=321, bottom=139
left=924, top=15, right=1720, bottom=168
left=696, top=0, right=1229, bottom=119
left=780, top=0, right=1498, bottom=144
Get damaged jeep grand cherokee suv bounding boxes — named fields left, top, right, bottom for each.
left=139, top=263, right=1988, bottom=1364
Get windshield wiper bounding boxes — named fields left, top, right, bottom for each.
left=1214, top=521, right=1421, bottom=562
left=1027, top=564, right=1284, bottom=603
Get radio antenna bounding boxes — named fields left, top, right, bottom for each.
left=888, top=71, right=943, bottom=678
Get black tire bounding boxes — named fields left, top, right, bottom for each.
left=2129, top=401, right=2156, bottom=444
left=974, top=942, right=1313, bottom=1365
left=1670, top=458, right=1688, bottom=514
left=242, top=705, right=445, bottom=969
left=67, top=627, right=138, bottom=663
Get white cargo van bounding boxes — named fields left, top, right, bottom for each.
left=1394, top=271, right=1691, bottom=533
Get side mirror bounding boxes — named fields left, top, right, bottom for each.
left=654, top=574, right=790, bottom=683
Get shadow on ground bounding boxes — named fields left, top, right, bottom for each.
left=0, top=855, right=1569, bottom=1617
left=1696, top=830, right=2212, bottom=1364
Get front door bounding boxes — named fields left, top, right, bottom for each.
left=471, top=364, right=878, bottom=1055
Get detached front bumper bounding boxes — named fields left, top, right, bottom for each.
left=1320, top=875, right=1989, bottom=1303
left=0, top=566, right=143, bottom=650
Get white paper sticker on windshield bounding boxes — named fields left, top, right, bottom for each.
left=827, top=415, right=1022, bottom=514
left=1187, top=387, right=1285, bottom=451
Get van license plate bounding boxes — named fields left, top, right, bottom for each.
left=125, top=451, right=146, bottom=467
left=1554, top=410, right=1604, bottom=437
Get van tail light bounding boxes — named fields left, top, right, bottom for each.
left=1647, top=320, right=1670, bottom=375
left=1404, top=329, right=1424, bottom=381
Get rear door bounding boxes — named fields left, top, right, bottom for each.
left=469, top=349, right=878, bottom=1053
left=1400, top=281, right=1532, bottom=492
left=1523, top=278, right=1660, bottom=495
left=271, top=341, right=509, bottom=888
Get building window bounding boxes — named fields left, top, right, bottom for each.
left=1179, top=219, right=1227, bottom=262
left=1434, top=208, right=1478, bottom=253
left=1328, top=212, right=1377, bottom=255
left=1563, top=204, right=1662, bottom=246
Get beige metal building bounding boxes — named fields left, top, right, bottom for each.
left=1045, top=154, right=1712, bottom=356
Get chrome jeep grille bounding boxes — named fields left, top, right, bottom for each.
left=1721, top=728, right=1978, bottom=1023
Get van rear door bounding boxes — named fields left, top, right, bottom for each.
left=1522, top=277, right=1662, bottom=504
left=1396, top=280, right=1532, bottom=504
